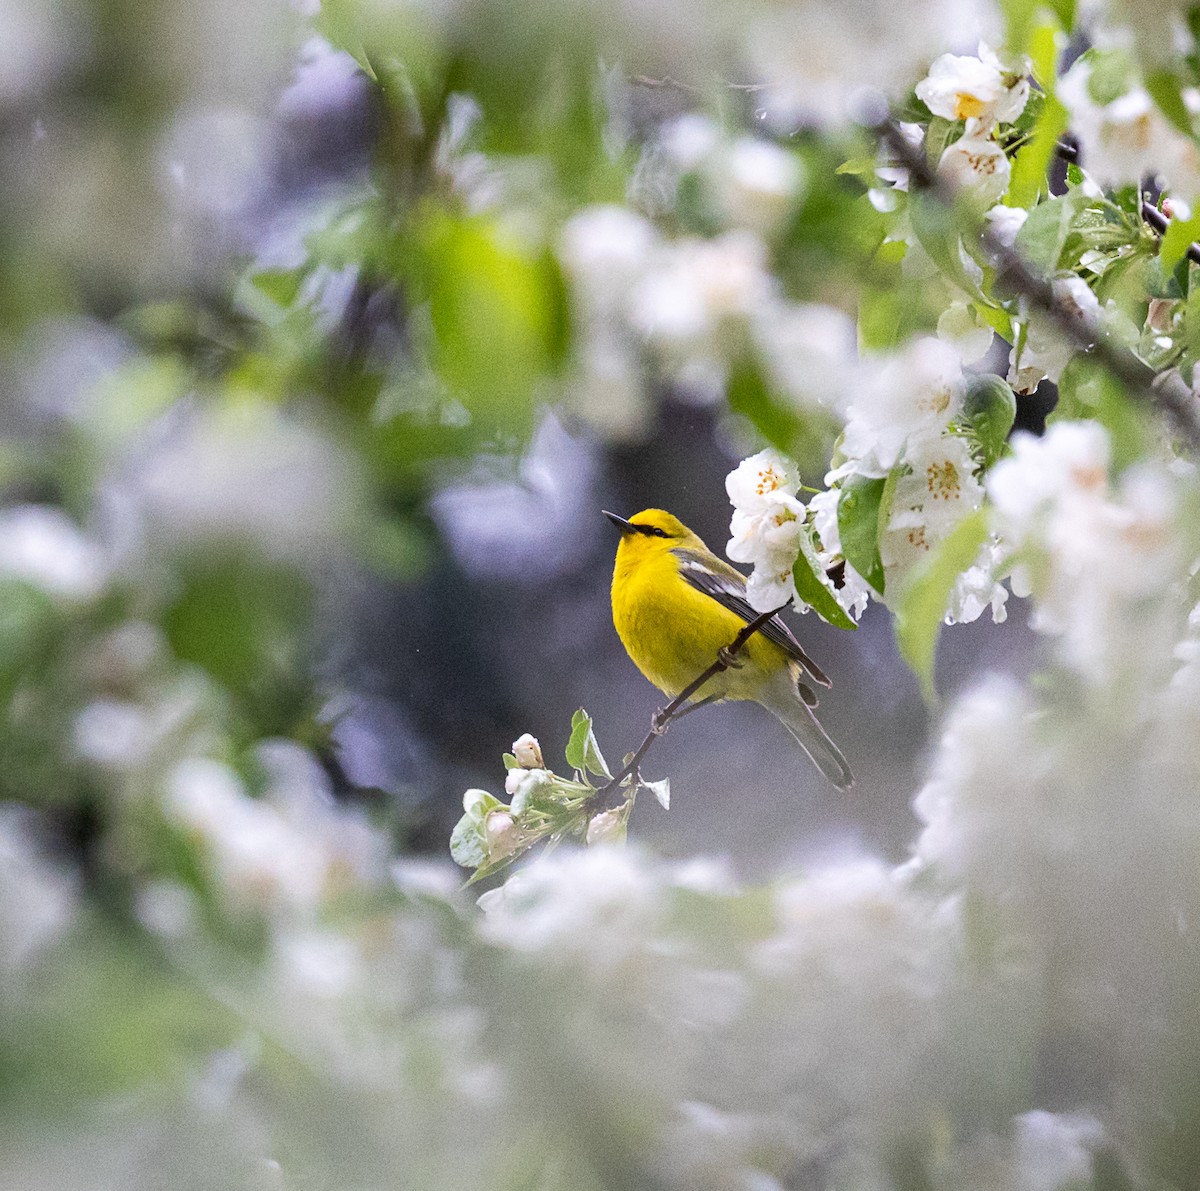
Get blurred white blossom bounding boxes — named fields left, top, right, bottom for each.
left=0, top=505, right=106, bottom=602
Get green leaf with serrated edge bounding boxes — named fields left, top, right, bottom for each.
left=793, top=533, right=857, bottom=631
left=450, top=814, right=488, bottom=869
left=565, top=708, right=611, bottom=780
left=895, top=508, right=990, bottom=702
left=1147, top=70, right=1195, bottom=137
left=642, top=776, right=670, bottom=810
left=1015, top=190, right=1083, bottom=272
left=838, top=475, right=887, bottom=594
left=964, top=375, right=1018, bottom=467
left=1160, top=211, right=1200, bottom=272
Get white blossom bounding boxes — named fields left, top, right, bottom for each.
left=937, top=301, right=995, bottom=365
left=842, top=336, right=965, bottom=474
left=559, top=205, right=657, bottom=311
left=1059, top=58, right=1200, bottom=200
left=744, top=0, right=999, bottom=130
left=1008, top=276, right=1100, bottom=392
left=754, top=302, right=860, bottom=413
left=0, top=805, right=77, bottom=977
left=984, top=201, right=1028, bottom=251
left=0, top=505, right=106, bottom=602
left=916, top=44, right=1030, bottom=132
left=630, top=231, right=773, bottom=351
left=937, top=133, right=1011, bottom=204
left=808, top=487, right=873, bottom=619
left=726, top=449, right=808, bottom=612
left=717, top=138, right=805, bottom=234
left=511, top=733, right=544, bottom=769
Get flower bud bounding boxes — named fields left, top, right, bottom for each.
left=484, top=811, right=520, bottom=860
left=586, top=808, right=627, bottom=846
left=504, top=767, right=551, bottom=815
left=512, top=733, right=544, bottom=769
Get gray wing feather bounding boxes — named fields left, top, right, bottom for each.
left=673, top=549, right=833, bottom=691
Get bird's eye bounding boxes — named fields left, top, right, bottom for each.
left=652, top=527, right=668, bottom=538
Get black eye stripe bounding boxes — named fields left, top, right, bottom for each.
left=631, top=523, right=669, bottom=537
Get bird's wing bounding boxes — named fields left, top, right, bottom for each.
left=672, top=548, right=833, bottom=691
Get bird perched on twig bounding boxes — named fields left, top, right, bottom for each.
left=604, top=508, right=853, bottom=790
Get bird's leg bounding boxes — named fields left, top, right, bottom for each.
left=716, top=645, right=746, bottom=670
left=669, top=693, right=719, bottom=722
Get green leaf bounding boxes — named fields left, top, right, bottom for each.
left=1001, top=0, right=1039, bottom=53
left=1160, top=210, right=1200, bottom=273
left=1085, top=48, right=1136, bottom=105
left=462, top=788, right=503, bottom=821
left=1006, top=93, right=1068, bottom=208
left=909, top=193, right=981, bottom=299
left=895, top=508, right=990, bottom=702
left=565, top=708, right=611, bottom=780
left=1146, top=70, right=1195, bottom=137
left=1014, top=190, right=1083, bottom=272
left=502, top=752, right=519, bottom=771
left=793, top=533, right=857, bottom=631
left=728, top=357, right=805, bottom=453
left=641, top=776, right=670, bottom=810
left=449, top=814, right=488, bottom=869
left=963, top=375, right=1018, bottom=467
left=416, top=212, right=565, bottom=437
left=837, top=475, right=887, bottom=595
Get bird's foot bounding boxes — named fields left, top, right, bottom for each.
left=717, top=646, right=745, bottom=670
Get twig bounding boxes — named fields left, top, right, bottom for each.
left=874, top=119, right=1200, bottom=452
left=594, top=601, right=790, bottom=802
left=1057, top=138, right=1200, bottom=268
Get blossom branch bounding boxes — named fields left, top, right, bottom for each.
left=1056, top=137, right=1200, bottom=269
left=875, top=119, right=1200, bottom=452
left=594, top=601, right=789, bottom=802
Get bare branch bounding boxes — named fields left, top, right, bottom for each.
left=595, top=601, right=790, bottom=803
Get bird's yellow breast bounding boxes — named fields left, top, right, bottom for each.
left=611, top=544, right=791, bottom=701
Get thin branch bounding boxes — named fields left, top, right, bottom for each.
left=874, top=119, right=1200, bottom=452
left=1056, top=138, right=1200, bottom=269
left=594, top=601, right=790, bottom=802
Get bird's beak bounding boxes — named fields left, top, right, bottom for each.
left=603, top=510, right=634, bottom=534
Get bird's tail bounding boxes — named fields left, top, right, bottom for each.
left=759, top=672, right=854, bottom=791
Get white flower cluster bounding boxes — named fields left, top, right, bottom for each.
left=745, top=0, right=998, bottom=130
left=725, top=448, right=809, bottom=611
left=1059, top=53, right=1200, bottom=204
left=474, top=844, right=1094, bottom=1187
left=726, top=338, right=1009, bottom=625
left=559, top=119, right=856, bottom=439
left=987, top=420, right=1182, bottom=682
left=165, top=745, right=388, bottom=920
left=916, top=44, right=1031, bottom=203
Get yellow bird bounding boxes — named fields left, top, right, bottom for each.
left=604, top=508, right=853, bottom=790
